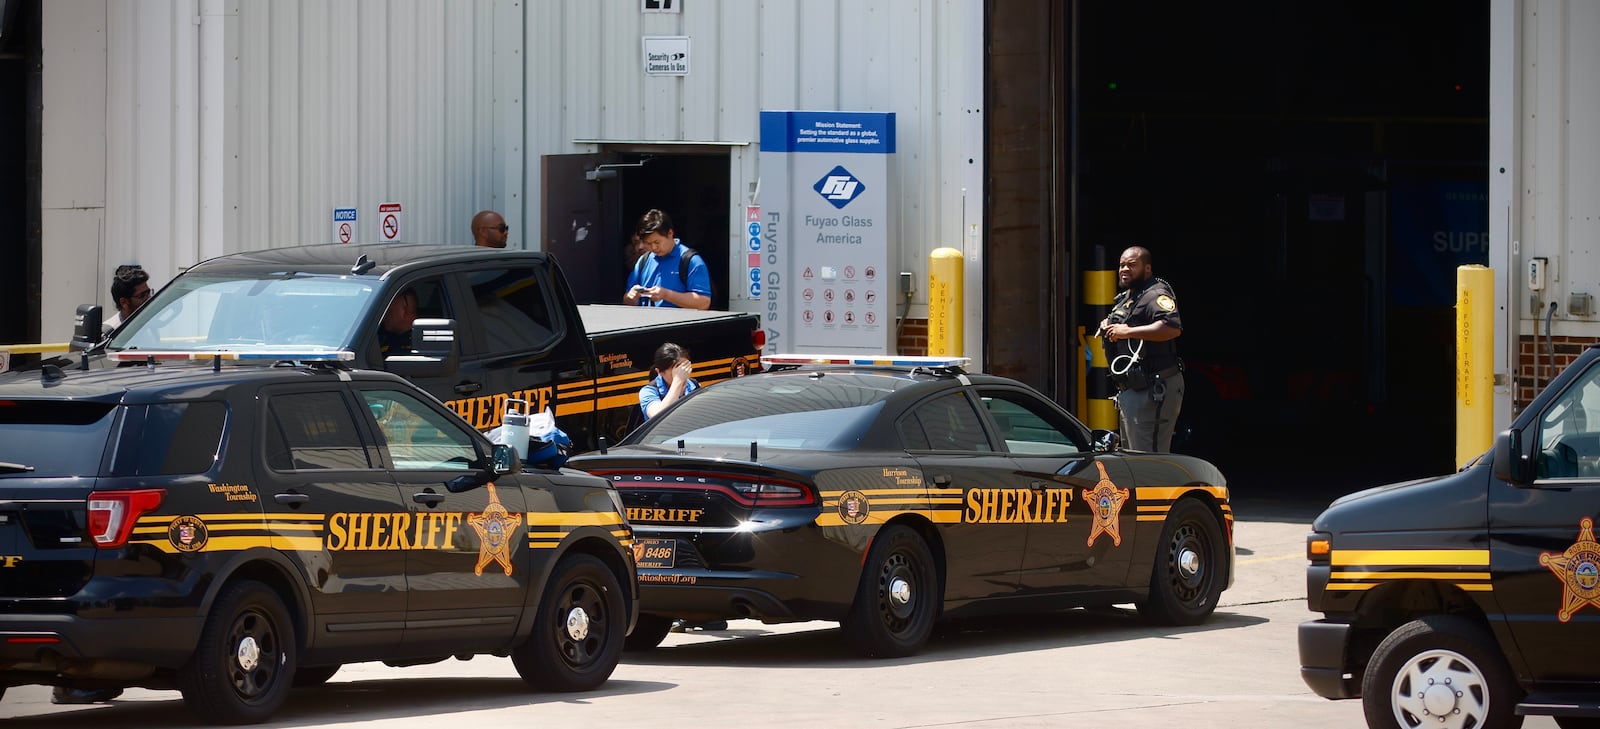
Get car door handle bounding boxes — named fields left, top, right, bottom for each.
left=274, top=493, right=310, bottom=506
left=931, top=474, right=953, bottom=487
left=558, top=368, right=586, bottom=380
left=413, top=491, right=446, bottom=507
left=1029, top=480, right=1047, bottom=490
left=453, top=381, right=483, bottom=395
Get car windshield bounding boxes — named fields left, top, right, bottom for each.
left=632, top=373, right=902, bottom=451
left=108, top=273, right=378, bottom=352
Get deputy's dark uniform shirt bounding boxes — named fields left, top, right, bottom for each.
left=1107, top=277, right=1182, bottom=375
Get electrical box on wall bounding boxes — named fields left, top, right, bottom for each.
left=1572, top=292, right=1594, bottom=317
left=1529, top=257, right=1548, bottom=291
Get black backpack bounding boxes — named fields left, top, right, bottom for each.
left=635, top=246, right=715, bottom=302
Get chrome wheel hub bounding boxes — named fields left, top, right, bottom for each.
left=1178, top=548, right=1201, bottom=577
left=889, top=576, right=912, bottom=606
left=236, top=636, right=261, bottom=672
left=565, top=607, right=591, bottom=641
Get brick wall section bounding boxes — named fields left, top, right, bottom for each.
left=897, top=318, right=929, bottom=356
left=1518, top=334, right=1600, bottom=406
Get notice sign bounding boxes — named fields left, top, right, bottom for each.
left=378, top=202, right=403, bottom=242
left=332, top=207, right=357, bottom=244
left=643, top=36, right=690, bottom=76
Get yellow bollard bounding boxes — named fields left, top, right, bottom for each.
left=1456, top=265, right=1493, bottom=468
left=928, top=248, right=964, bottom=356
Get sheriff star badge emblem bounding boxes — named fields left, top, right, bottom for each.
left=1082, top=461, right=1129, bottom=547
left=467, top=483, right=524, bottom=576
left=1541, top=516, right=1600, bottom=622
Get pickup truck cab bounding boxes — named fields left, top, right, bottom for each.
left=1301, top=342, right=1600, bottom=729
left=0, top=350, right=637, bottom=724
left=91, top=244, right=764, bottom=450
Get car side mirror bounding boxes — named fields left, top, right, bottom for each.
left=1493, top=428, right=1534, bottom=485
left=385, top=318, right=459, bottom=378
left=490, top=443, right=519, bottom=475
left=73, top=304, right=103, bottom=350
left=1091, top=428, right=1120, bottom=453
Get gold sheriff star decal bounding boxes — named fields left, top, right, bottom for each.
left=1541, top=516, right=1600, bottom=623
left=467, top=483, right=524, bottom=577
left=1081, top=461, right=1129, bottom=547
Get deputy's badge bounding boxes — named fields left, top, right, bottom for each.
left=1540, top=516, right=1600, bottom=622
left=468, top=483, right=524, bottom=576
left=1156, top=295, right=1176, bottom=312
left=167, top=515, right=209, bottom=553
left=838, top=490, right=871, bottom=525
left=1081, top=462, right=1129, bottom=547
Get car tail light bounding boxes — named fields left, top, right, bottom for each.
left=751, top=329, right=768, bottom=352
left=728, top=479, right=812, bottom=507
left=87, top=489, right=166, bottom=548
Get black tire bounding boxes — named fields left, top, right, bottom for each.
left=623, top=614, right=674, bottom=652
left=1555, top=719, right=1600, bottom=729
left=1361, top=616, right=1523, bottom=729
left=841, top=525, right=938, bottom=658
left=176, top=580, right=296, bottom=725
left=511, top=553, right=625, bottom=692
left=291, top=664, right=340, bottom=688
left=1137, top=498, right=1225, bottom=626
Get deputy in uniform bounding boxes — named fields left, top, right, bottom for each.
left=1099, top=246, right=1184, bottom=453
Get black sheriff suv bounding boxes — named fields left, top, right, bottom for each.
left=0, top=349, right=637, bottom=724
left=1301, top=342, right=1600, bottom=729
left=77, top=244, right=764, bottom=451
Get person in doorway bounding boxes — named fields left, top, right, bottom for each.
left=1098, top=245, right=1185, bottom=453
left=102, top=264, right=153, bottom=337
left=622, top=209, right=712, bottom=310
left=472, top=210, right=509, bottom=248
left=639, top=342, right=701, bottom=420
left=378, top=289, right=417, bottom=356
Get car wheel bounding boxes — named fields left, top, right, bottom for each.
left=176, top=580, right=296, bottom=725
left=841, top=525, right=938, bottom=658
left=1361, top=616, right=1523, bottom=729
left=1137, top=498, right=1225, bottom=626
left=291, top=664, right=340, bottom=688
left=511, top=553, right=624, bottom=691
left=623, top=614, right=674, bottom=652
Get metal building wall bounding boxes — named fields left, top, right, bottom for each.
left=525, top=0, right=984, bottom=341
left=39, top=0, right=522, bottom=339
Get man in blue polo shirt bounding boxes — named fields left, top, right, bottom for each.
left=623, top=208, right=712, bottom=310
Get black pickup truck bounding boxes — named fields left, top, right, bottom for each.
left=86, top=244, right=764, bottom=450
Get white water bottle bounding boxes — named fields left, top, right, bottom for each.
left=500, top=399, right=531, bottom=460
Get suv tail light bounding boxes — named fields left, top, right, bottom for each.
left=750, top=329, right=767, bottom=352
left=87, top=489, right=166, bottom=548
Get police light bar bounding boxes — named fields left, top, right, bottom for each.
left=760, top=354, right=972, bottom=368
left=107, top=350, right=356, bottom=363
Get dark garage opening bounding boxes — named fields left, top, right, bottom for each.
left=1008, top=1, right=1490, bottom=495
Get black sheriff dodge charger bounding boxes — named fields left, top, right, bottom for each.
left=568, top=354, right=1234, bottom=657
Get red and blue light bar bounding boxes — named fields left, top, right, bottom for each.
left=107, top=350, right=355, bottom=363
left=759, top=354, right=971, bottom=368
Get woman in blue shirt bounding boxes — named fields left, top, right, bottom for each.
left=639, top=342, right=701, bottom=420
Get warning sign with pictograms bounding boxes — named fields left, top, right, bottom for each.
left=332, top=207, right=358, bottom=244
left=378, top=202, right=404, bottom=242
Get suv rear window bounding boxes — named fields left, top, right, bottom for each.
left=0, top=400, right=118, bottom=477
left=110, top=402, right=228, bottom=477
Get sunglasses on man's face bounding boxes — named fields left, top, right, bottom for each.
left=481, top=224, right=509, bottom=233
left=130, top=289, right=152, bottom=303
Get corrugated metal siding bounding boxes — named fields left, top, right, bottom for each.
left=525, top=0, right=978, bottom=319
left=41, top=0, right=976, bottom=342
left=233, top=0, right=522, bottom=251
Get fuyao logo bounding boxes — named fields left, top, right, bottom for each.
left=814, top=166, right=866, bottom=209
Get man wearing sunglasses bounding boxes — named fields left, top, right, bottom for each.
left=101, top=264, right=154, bottom=338
left=471, top=210, right=510, bottom=248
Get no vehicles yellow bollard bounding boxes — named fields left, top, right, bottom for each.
left=1456, top=265, right=1493, bottom=468
left=928, top=248, right=963, bottom=357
